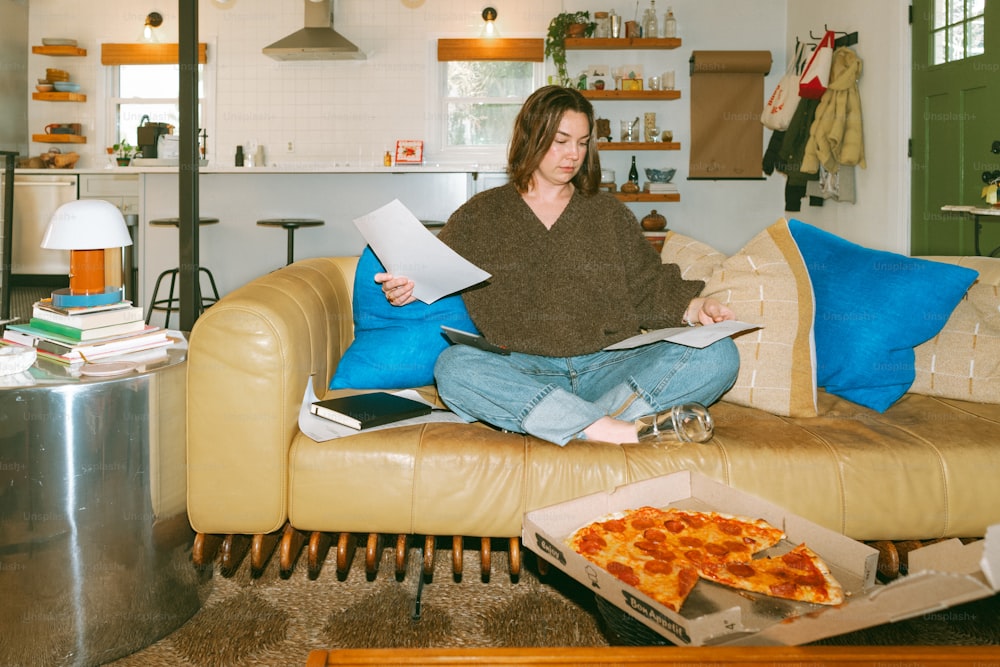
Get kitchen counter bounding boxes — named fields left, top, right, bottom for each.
left=14, top=163, right=508, bottom=175
left=8, top=166, right=510, bottom=328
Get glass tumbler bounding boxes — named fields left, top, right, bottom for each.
left=638, top=402, right=715, bottom=443
left=620, top=120, right=638, bottom=142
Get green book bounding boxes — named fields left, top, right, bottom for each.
left=27, top=317, right=149, bottom=342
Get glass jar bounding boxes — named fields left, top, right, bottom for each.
left=594, top=11, right=610, bottom=39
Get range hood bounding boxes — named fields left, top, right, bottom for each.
left=263, top=0, right=365, bottom=61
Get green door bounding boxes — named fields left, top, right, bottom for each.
left=911, top=0, right=1000, bottom=255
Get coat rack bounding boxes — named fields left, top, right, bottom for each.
left=809, top=24, right=859, bottom=48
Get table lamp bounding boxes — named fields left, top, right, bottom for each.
left=40, top=199, right=133, bottom=308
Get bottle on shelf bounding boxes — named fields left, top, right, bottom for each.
left=643, top=1, right=659, bottom=39
left=628, top=156, right=639, bottom=184
left=235, top=145, right=244, bottom=167
left=663, top=6, right=677, bottom=38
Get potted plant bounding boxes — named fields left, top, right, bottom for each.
left=113, top=139, right=135, bottom=166
left=545, top=11, right=594, bottom=87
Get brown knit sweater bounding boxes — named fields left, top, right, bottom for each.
left=437, top=183, right=704, bottom=357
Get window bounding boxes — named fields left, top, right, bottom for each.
left=109, top=64, right=206, bottom=150
left=442, top=60, right=539, bottom=151
left=932, top=0, right=986, bottom=64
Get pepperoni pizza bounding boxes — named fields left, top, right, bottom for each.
left=568, top=506, right=844, bottom=612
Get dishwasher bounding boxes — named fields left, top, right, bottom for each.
left=3, top=173, right=78, bottom=281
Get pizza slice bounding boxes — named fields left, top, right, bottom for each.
left=569, top=509, right=701, bottom=612
left=652, top=508, right=787, bottom=567
left=698, top=543, right=845, bottom=606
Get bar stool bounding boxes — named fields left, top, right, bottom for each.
left=256, top=218, right=325, bottom=266
left=145, top=217, right=222, bottom=327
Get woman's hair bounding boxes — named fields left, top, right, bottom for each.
left=507, top=85, right=601, bottom=195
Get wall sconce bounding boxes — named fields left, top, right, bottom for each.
left=481, top=7, right=499, bottom=38
left=40, top=200, right=133, bottom=307
left=141, top=11, right=163, bottom=43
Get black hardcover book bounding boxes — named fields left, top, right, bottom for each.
left=310, top=391, right=432, bottom=430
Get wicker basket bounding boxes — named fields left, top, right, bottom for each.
left=594, top=595, right=675, bottom=646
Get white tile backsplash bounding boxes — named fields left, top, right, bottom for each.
left=28, top=0, right=562, bottom=168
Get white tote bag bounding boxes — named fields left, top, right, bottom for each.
left=799, top=30, right=835, bottom=99
left=761, top=41, right=804, bottom=131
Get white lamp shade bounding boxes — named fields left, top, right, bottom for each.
left=41, top=199, right=133, bottom=250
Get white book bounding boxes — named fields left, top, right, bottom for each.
left=33, top=303, right=144, bottom=329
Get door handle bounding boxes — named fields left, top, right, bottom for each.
left=14, top=181, right=77, bottom=186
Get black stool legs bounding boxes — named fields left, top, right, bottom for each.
left=145, top=217, right=222, bottom=326
left=256, top=218, right=325, bottom=266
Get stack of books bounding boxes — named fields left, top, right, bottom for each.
left=1, top=298, right=173, bottom=364
left=643, top=182, right=679, bottom=194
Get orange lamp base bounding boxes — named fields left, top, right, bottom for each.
left=68, top=248, right=108, bottom=296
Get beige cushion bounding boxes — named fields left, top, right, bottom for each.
left=911, top=256, right=1000, bottom=403
left=660, top=230, right=726, bottom=282
left=701, top=219, right=818, bottom=417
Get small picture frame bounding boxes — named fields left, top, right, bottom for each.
left=587, top=64, right=610, bottom=90
left=395, top=140, right=423, bottom=164
left=621, top=78, right=644, bottom=91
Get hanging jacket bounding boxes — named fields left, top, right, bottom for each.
left=802, top=47, right=865, bottom=173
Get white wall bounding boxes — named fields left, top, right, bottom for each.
left=26, top=0, right=910, bottom=255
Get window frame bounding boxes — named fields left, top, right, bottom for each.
left=430, top=38, right=545, bottom=165
left=931, top=0, right=986, bottom=64
left=101, top=41, right=216, bottom=159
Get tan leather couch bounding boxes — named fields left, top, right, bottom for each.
left=187, top=256, right=1000, bottom=574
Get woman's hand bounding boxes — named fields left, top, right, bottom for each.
left=374, top=272, right=417, bottom=306
left=684, top=297, right=735, bottom=326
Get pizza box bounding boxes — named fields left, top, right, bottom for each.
left=522, top=470, right=1000, bottom=646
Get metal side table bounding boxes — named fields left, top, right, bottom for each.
left=0, top=343, right=209, bottom=666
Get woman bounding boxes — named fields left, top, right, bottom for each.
left=378, top=85, right=739, bottom=445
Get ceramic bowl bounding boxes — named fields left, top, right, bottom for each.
left=644, top=167, right=676, bottom=183
left=53, top=81, right=81, bottom=93
left=0, top=346, right=36, bottom=376
left=36, top=84, right=54, bottom=92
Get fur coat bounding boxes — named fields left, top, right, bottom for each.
left=802, top=47, right=865, bottom=174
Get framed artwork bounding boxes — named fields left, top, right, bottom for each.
left=395, top=140, right=423, bottom=164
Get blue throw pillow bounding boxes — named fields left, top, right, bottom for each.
left=330, top=246, right=478, bottom=389
left=788, top=220, right=978, bottom=411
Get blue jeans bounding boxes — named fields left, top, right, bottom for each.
left=434, top=338, right=739, bottom=446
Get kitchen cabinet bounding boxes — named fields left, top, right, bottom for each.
left=565, top=36, right=682, bottom=204
left=79, top=174, right=139, bottom=215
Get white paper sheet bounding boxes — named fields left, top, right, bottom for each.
left=298, top=376, right=468, bottom=442
left=352, top=199, right=491, bottom=303
left=603, top=320, right=761, bottom=350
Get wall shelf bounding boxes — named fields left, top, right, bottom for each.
left=565, top=37, right=682, bottom=50
left=33, top=92, right=87, bottom=102
left=581, top=90, right=681, bottom=101
left=614, top=193, right=680, bottom=203
left=32, top=134, right=86, bottom=144
left=599, top=142, right=680, bottom=151
left=32, top=45, right=87, bottom=57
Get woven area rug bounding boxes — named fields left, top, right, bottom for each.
left=108, top=543, right=1000, bottom=666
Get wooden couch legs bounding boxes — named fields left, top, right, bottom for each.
left=193, top=526, right=522, bottom=581
left=193, top=526, right=967, bottom=582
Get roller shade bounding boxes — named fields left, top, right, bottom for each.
left=689, top=50, right=771, bottom=179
